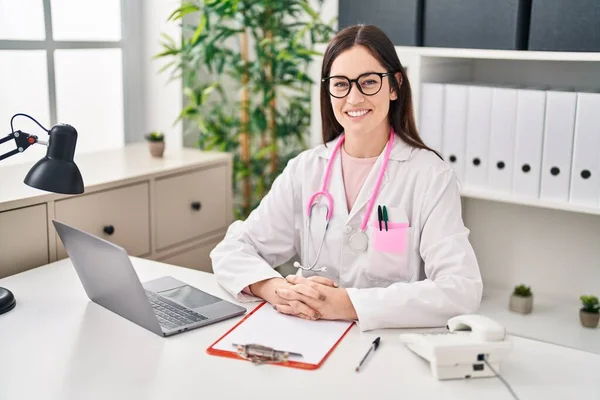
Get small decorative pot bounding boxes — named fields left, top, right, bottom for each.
left=509, top=294, right=533, bottom=314
left=580, top=310, right=599, bottom=328
left=148, top=141, right=165, bottom=158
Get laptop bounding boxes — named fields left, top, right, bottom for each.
left=52, top=220, right=246, bottom=337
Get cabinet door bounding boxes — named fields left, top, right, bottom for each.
left=54, top=182, right=150, bottom=259
left=154, top=165, right=228, bottom=250
left=158, top=237, right=222, bottom=273
left=0, top=204, right=49, bottom=278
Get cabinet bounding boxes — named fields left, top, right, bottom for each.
left=0, top=204, right=49, bottom=277
left=157, top=236, right=222, bottom=274
left=154, top=166, right=228, bottom=250
left=0, top=143, right=232, bottom=278
left=55, top=182, right=151, bottom=259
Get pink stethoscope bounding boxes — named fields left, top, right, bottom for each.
left=293, top=130, right=394, bottom=272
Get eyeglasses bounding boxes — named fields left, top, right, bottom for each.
left=322, top=72, right=395, bottom=98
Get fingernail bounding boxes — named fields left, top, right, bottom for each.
left=319, top=294, right=326, bottom=301
left=273, top=305, right=278, bottom=311
left=313, top=312, right=320, bottom=319
left=334, top=282, right=339, bottom=287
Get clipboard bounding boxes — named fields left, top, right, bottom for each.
left=207, top=302, right=354, bottom=370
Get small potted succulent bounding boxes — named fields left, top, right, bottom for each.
left=509, top=284, right=533, bottom=314
left=579, top=295, right=599, bottom=328
left=145, top=131, right=165, bottom=158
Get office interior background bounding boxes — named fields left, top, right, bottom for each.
left=1, top=0, right=599, bottom=357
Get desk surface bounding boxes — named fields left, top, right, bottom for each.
left=1, top=258, right=599, bottom=400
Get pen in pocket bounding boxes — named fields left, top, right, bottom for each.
left=377, top=205, right=383, bottom=231
left=382, top=206, right=388, bottom=231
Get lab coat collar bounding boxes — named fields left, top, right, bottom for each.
left=316, top=133, right=413, bottom=225
left=316, top=133, right=414, bottom=162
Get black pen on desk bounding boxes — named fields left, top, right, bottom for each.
left=355, top=337, right=380, bottom=372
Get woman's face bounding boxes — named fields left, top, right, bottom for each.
left=327, top=45, right=397, bottom=139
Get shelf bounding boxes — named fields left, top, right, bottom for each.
left=480, top=288, right=600, bottom=354
left=395, top=46, right=600, bottom=62
left=314, top=43, right=600, bottom=62
left=460, top=189, right=600, bottom=217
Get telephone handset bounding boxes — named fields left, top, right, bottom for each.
left=446, top=314, right=506, bottom=342
left=399, top=314, right=512, bottom=380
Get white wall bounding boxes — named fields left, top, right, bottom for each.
left=312, top=0, right=338, bottom=29
left=142, top=0, right=183, bottom=150
left=464, top=199, right=600, bottom=299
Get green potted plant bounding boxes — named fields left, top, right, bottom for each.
left=509, top=284, right=533, bottom=314
left=145, top=131, right=165, bottom=158
left=579, top=295, right=599, bottom=328
left=156, top=0, right=335, bottom=219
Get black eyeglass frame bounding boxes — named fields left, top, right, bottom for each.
left=321, top=71, right=396, bottom=98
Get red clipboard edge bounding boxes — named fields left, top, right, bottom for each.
left=206, top=301, right=355, bottom=370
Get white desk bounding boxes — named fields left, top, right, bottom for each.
left=1, top=258, right=599, bottom=400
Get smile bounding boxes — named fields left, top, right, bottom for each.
left=346, top=109, right=371, bottom=118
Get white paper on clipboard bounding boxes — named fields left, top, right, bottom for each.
left=211, top=303, right=354, bottom=365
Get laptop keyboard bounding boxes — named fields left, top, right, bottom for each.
left=145, top=290, right=208, bottom=330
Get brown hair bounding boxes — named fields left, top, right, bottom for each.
left=320, top=24, right=441, bottom=159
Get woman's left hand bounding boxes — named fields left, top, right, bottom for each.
left=273, top=275, right=358, bottom=321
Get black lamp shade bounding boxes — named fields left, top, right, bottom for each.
left=24, top=123, right=84, bottom=194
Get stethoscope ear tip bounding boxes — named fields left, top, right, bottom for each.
left=293, top=261, right=301, bottom=269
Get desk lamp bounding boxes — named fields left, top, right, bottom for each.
left=0, top=113, right=84, bottom=316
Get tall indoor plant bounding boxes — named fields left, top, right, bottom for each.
left=157, top=0, right=335, bottom=219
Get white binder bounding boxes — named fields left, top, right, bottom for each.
left=513, top=89, right=546, bottom=199
left=488, top=87, right=518, bottom=194
left=569, top=92, right=600, bottom=206
left=442, top=84, right=468, bottom=184
left=540, top=91, right=577, bottom=203
left=464, top=85, right=492, bottom=190
left=419, top=83, right=444, bottom=154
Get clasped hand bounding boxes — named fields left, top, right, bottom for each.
left=251, top=275, right=357, bottom=321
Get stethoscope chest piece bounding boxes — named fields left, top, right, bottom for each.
left=349, top=230, right=368, bottom=252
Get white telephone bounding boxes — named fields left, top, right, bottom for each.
left=398, top=314, right=512, bottom=380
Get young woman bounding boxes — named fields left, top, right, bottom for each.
left=210, top=24, right=482, bottom=331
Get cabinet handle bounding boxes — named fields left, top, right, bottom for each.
left=191, top=201, right=202, bottom=211
left=103, top=225, right=115, bottom=235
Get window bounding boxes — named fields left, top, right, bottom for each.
left=0, top=0, right=142, bottom=165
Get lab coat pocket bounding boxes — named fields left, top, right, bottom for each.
left=367, top=219, right=414, bottom=285
left=373, top=222, right=409, bottom=253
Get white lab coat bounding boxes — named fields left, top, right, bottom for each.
left=210, top=136, right=483, bottom=331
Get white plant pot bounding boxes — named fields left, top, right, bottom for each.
left=509, top=294, right=533, bottom=314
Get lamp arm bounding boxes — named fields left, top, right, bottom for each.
left=0, top=130, right=47, bottom=162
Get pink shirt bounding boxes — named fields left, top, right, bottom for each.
left=340, top=145, right=378, bottom=212
left=242, top=146, right=377, bottom=296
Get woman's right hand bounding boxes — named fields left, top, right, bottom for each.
left=249, top=277, right=336, bottom=320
